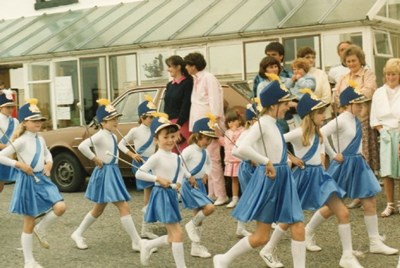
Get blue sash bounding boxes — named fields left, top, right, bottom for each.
left=190, top=150, right=206, bottom=176
left=111, top=134, right=118, bottom=164
left=0, top=118, right=14, bottom=144
left=301, top=134, right=319, bottom=162
left=30, top=136, right=41, bottom=169
left=172, top=156, right=181, bottom=183
left=276, top=122, right=288, bottom=164
left=342, top=118, right=362, bottom=156
left=136, top=134, right=153, bottom=155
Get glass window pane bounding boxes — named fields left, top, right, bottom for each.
left=139, top=52, right=169, bottom=86
left=244, top=40, right=274, bottom=81
left=28, top=83, right=52, bottom=130
left=283, top=36, right=319, bottom=69
left=54, top=60, right=80, bottom=128
left=374, top=31, right=392, bottom=56
left=323, top=0, right=376, bottom=23
left=110, top=54, right=138, bottom=99
left=377, top=1, right=400, bottom=20
left=28, top=63, right=50, bottom=81
left=283, top=0, right=334, bottom=28
left=209, top=44, right=242, bottom=81
left=80, top=57, right=107, bottom=124
left=115, top=90, right=157, bottom=124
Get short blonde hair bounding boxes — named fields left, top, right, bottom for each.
left=383, top=58, right=400, bottom=75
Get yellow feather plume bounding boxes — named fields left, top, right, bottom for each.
left=265, top=73, right=280, bottom=82
left=152, top=112, right=169, bottom=119
left=144, top=95, right=153, bottom=102
left=348, top=80, right=358, bottom=89
left=27, top=98, right=38, bottom=105
left=96, top=98, right=111, bottom=106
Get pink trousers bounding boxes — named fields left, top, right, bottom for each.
left=206, top=140, right=226, bottom=198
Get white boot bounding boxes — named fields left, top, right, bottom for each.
left=369, top=236, right=398, bottom=255
left=305, top=229, right=321, bottom=252
left=339, top=253, right=363, bottom=268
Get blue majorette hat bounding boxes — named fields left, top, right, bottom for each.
left=339, top=81, right=369, bottom=107
left=192, top=117, right=217, bottom=138
left=96, top=99, right=122, bottom=122
left=150, top=113, right=180, bottom=135
left=0, top=89, right=16, bottom=107
left=18, top=99, right=46, bottom=121
left=245, top=100, right=262, bottom=121
left=297, top=89, right=329, bottom=119
left=259, top=74, right=295, bottom=107
left=138, top=95, right=157, bottom=117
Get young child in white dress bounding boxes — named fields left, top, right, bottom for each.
left=135, top=114, right=189, bottom=267
left=0, top=89, right=19, bottom=192
left=0, top=99, right=66, bottom=268
left=213, top=77, right=305, bottom=268
left=71, top=99, right=141, bottom=253
left=322, top=85, right=398, bottom=256
left=118, top=96, right=158, bottom=239
left=181, top=116, right=216, bottom=258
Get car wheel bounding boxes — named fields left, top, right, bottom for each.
left=51, top=152, right=86, bottom=192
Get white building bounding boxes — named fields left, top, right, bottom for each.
left=0, top=0, right=398, bottom=129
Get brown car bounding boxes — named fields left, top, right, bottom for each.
left=41, top=82, right=252, bottom=192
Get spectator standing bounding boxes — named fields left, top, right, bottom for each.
left=328, top=41, right=352, bottom=86
left=184, top=52, right=228, bottom=206
left=164, top=55, right=193, bottom=151
left=297, top=46, right=332, bottom=120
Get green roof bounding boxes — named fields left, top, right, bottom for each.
left=0, top=0, right=383, bottom=62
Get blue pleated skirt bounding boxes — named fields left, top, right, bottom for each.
left=238, top=161, right=256, bottom=192
left=328, top=154, right=381, bottom=199
left=0, top=164, right=16, bottom=182
left=132, top=159, right=154, bottom=190
left=232, top=164, right=304, bottom=224
left=294, top=165, right=346, bottom=211
left=10, top=171, right=63, bottom=217
left=181, top=178, right=213, bottom=209
left=85, top=164, right=131, bottom=203
left=145, top=186, right=181, bottom=224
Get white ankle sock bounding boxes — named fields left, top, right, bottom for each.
left=262, top=224, right=286, bottom=252
left=306, top=210, right=326, bottom=232
left=221, top=237, right=252, bottom=266
left=21, top=232, right=34, bottom=264
left=172, top=242, right=186, bottom=268
left=291, top=240, right=306, bottom=268
left=338, top=223, right=353, bottom=254
left=192, top=210, right=206, bottom=226
left=75, top=212, right=96, bottom=236
left=120, top=215, right=141, bottom=243
left=36, top=211, right=58, bottom=233
left=237, top=221, right=245, bottom=231
left=364, top=214, right=379, bottom=238
left=146, top=235, right=169, bottom=249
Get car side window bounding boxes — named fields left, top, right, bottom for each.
left=115, top=90, right=157, bottom=124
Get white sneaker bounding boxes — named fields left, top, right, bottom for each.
left=191, top=243, right=212, bottom=258
left=259, top=247, right=284, bottom=268
left=213, top=254, right=228, bottom=268
left=24, top=261, right=43, bottom=268
left=339, top=253, right=363, bottom=268
left=207, top=194, right=217, bottom=201
left=236, top=228, right=251, bottom=238
left=226, top=198, right=238, bottom=208
left=305, top=231, right=322, bottom=252
left=214, top=197, right=229, bottom=206
left=141, top=224, right=159, bottom=239
left=140, top=239, right=155, bottom=266
left=71, top=231, right=88, bottom=250
left=369, top=236, right=398, bottom=255
left=185, top=221, right=200, bottom=243
left=33, top=226, right=50, bottom=249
